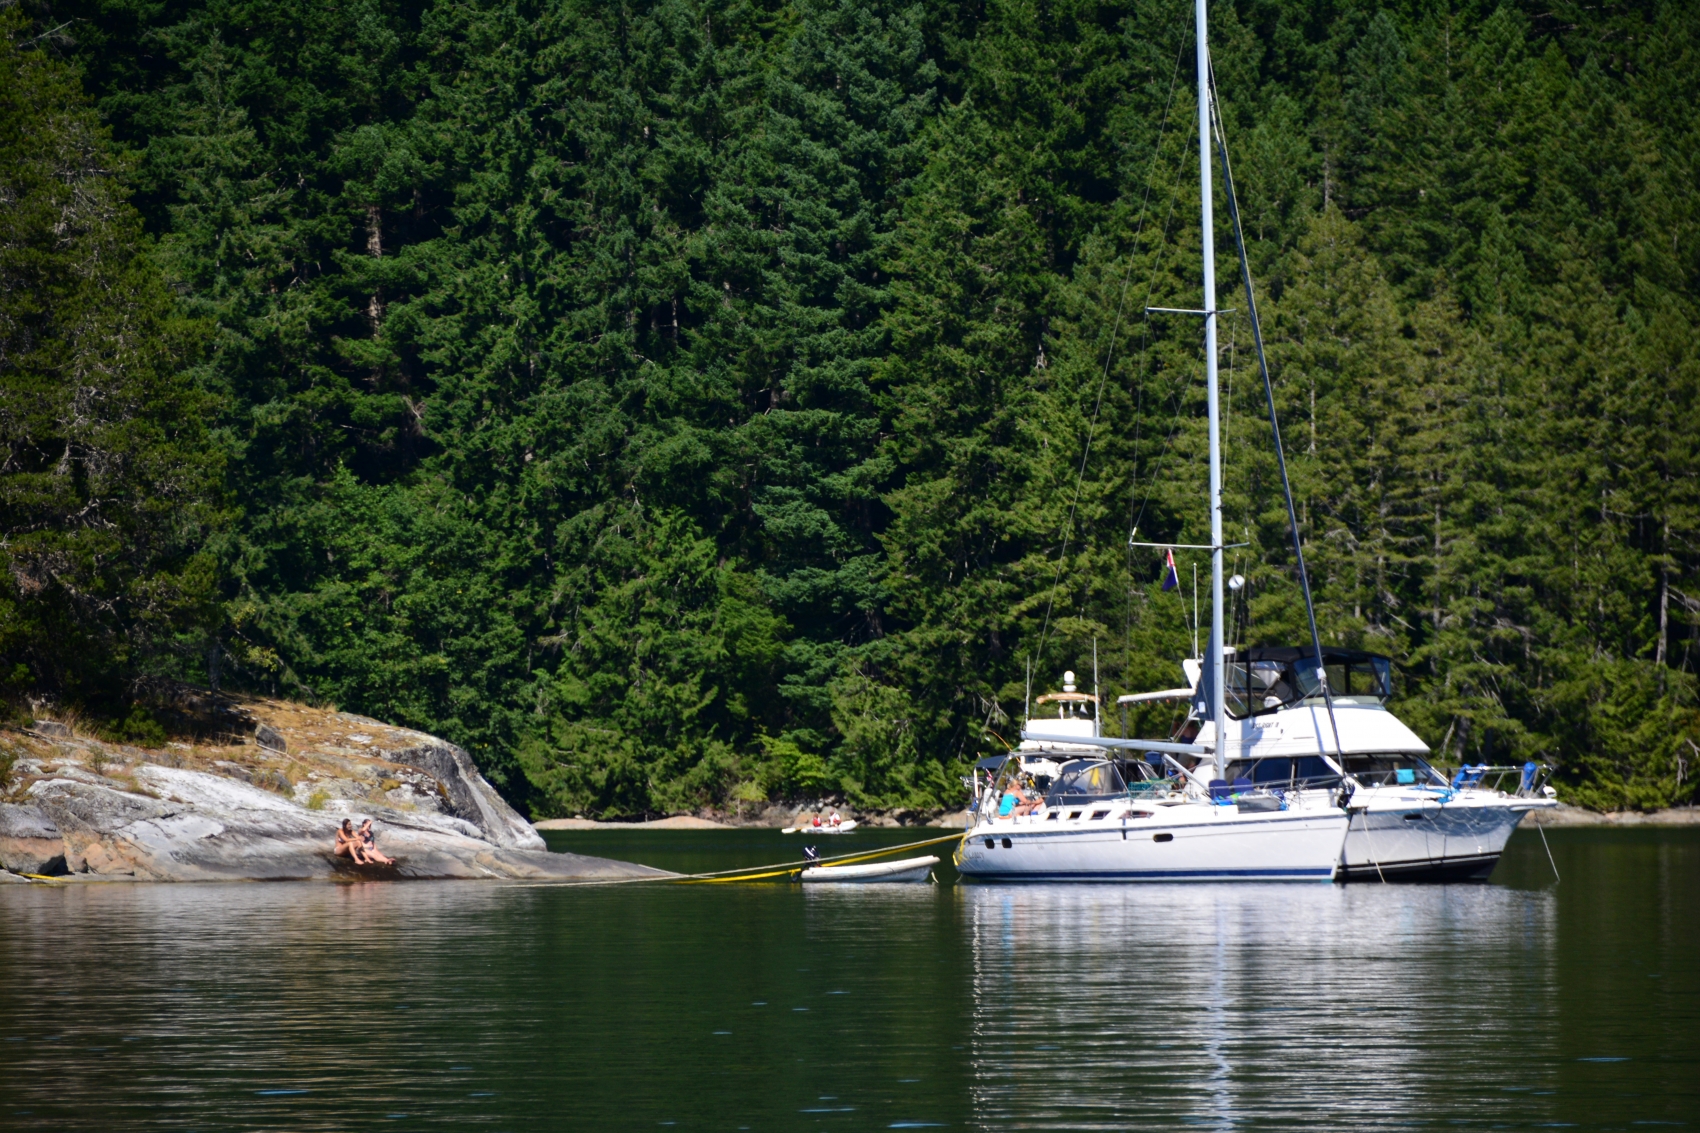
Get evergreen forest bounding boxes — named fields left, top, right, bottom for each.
left=3, top=0, right=1698, bottom=815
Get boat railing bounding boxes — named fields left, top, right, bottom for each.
left=1439, top=762, right=1553, bottom=798
left=1211, top=773, right=1344, bottom=802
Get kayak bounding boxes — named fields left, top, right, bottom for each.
left=783, top=820, right=858, bottom=834
left=799, top=856, right=938, bottom=884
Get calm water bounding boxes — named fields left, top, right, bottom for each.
left=1, top=827, right=1694, bottom=1131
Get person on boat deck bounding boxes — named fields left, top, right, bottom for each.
left=999, top=782, right=1042, bottom=818
left=358, top=818, right=395, bottom=865
left=1012, top=782, right=1044, bottom=817
left=334, top=819, right=369, bottom=864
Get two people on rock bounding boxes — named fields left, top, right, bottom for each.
left=334, top=818, right=394, bottom=866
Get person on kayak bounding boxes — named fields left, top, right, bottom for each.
left=828, top=810, right=842, bottom=828
left=811, top=813, right=823, bottom=828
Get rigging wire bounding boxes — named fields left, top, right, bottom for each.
left=1205, top=56, right=1346, bottom=764
left=1030, top=31, right=1191, bottom=685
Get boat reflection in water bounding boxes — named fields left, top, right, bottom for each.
left=962, top=883, right=1560, bottom=1130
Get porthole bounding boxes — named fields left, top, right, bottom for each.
left=1153, top=832, right=1174, bottom=843
left=984, top=838, right=994, bottom=849
left=1001, top=838, right=1012, bottom=849
left=1090, top=810, right=1110, bottom=821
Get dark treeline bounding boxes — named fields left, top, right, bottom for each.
left=2, top=0, right=1696, bottom=813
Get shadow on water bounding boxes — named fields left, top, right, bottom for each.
left=0, top=826, right=1693, bottom=1131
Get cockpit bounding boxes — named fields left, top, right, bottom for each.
left=1041, top=758, right=1163, bottom=806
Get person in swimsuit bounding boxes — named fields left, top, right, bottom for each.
left=334, top=819, right=369, bottom=864
left=358, top=818, right=394, bottom=865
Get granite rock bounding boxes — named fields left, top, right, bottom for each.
left=389, top=742, right=545, bottom=850
left=24, top=766, right=662, bottom=882
left=0, top=803, right=67, bottom=874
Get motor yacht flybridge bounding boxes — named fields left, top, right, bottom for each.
left=955, top=0, right=1553, bottom=883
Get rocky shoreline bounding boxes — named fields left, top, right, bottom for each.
left=1527, top=803, right=1700, bottom=827
left=0, top=695, right=665, bottom=884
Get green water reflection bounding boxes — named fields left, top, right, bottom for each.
left=0, top=826, right=1693, bottom=1131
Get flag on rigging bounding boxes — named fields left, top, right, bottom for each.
left=1160, top=547, right=1180, bottom=592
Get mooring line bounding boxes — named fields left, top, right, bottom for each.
left=1535, top=813, right=1560, bottom=884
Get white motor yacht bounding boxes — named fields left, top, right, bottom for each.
left=1116, top=647, right=1559, bottom=882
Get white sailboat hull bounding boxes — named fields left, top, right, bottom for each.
left=956, top=804, right=1348, bottom=882
left=1341, top=791, right=1557, bottom=882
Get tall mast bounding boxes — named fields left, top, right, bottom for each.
left=1196, top=0, right=1225, bottom=780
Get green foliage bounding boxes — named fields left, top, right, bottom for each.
left=0, top=9, right=222, bottom=717
left=10, top=0, right=1696, bottom=813
left=113, top=706, right=168, bottom=748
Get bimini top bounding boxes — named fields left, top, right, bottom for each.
left=1226, top=647, right=1394, bottom=720
left=1237, top=646, right=1391, bottom=665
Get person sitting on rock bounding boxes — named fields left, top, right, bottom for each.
left=358, top=818, right=394, bottom=866
left=334, top=818, right=369, bottom=864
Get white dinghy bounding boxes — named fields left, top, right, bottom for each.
left=800, top=856, right=937, bottom=884
left=783, top=819, right=858, bottom=834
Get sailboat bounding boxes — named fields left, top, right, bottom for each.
left=953, top=0, right=1351, bottom=882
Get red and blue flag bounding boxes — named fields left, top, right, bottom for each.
left=1160, top=547, right=1180, bottom=591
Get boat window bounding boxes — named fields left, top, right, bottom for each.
left=1090, top=810, right=1110, bottom=821
left=1222, top=757, right=1340, bottom=786
left=1117, top=758, right=1165, bottom=784
left=1045, top=760, right=1127, bottom=806
left=1295, top=657, right=1392, bottom=704
left=1225, top=660, right=1297, bottom=718
left=1339, top=754, right=1446, bottom=787
left=1226, top=652, right=1394, bottom=719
